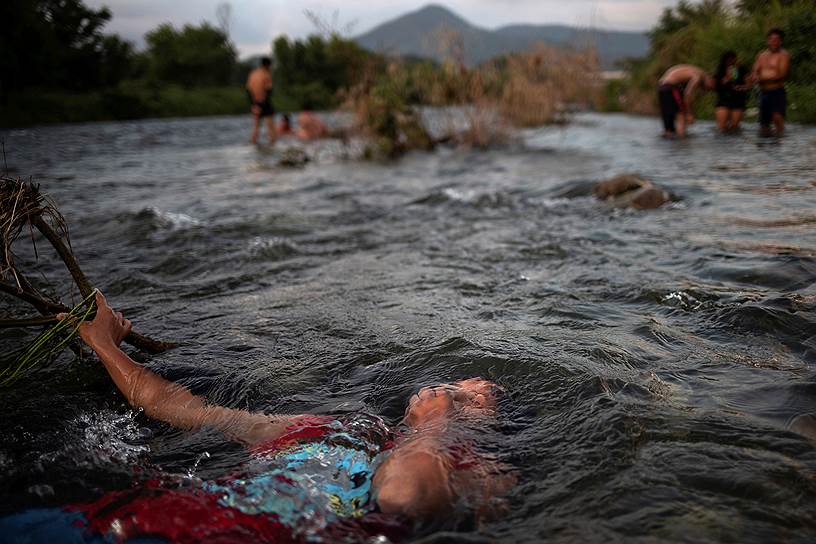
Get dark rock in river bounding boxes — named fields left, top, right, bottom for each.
left=593, top=173, right=672, bottom=210
left=278, top=148, right=310, bottom=167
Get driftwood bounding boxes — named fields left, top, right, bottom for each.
left=1, top=175, right=175, bottom=352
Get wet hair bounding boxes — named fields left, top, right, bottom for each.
left=767, top=28, right=785, bottom=40
left=715, top=50, right=738, bottom=80
left=260, top=57, right=271, bottom=67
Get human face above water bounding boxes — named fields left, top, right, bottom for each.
left=403, top=378, right=502, bottom=427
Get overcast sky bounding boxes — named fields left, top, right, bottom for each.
left=86, top=1, right=680, bottom=58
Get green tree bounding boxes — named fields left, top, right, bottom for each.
left=0, top=0, right=133, bottom=96
left=144, top=23, right=237, bottom=87
left=736, top=0, right=815, bottom=14
left=271, top=34, right=371, bottom=110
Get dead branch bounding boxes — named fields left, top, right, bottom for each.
left=1, top=176, right=176, bottom=353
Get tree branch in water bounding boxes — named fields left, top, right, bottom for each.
left=0, top=176, right=176, bottom=353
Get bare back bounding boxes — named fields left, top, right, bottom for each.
left=659, top=65, right=706, bottom=87
left=659, top=64, right=709, bottom=112
left=246, top=68, right=273, bottom=102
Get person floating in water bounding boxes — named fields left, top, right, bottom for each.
left=752, top=28, right=790, bottom=137
left=246, top=57, right=276, bottom=145
left=0, top=292, right=514, bottom=543
left=714, top=51, right=750, bottom=134
left=657, top=65, right=715, bottom=138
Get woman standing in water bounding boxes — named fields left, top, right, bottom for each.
left=0, top=292, right=514, bottom=542
left=714, top=51, right=751, bottom=134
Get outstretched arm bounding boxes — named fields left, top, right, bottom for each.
left=64, top=292, right=299, bottom=447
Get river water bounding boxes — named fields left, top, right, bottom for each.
left=1, top=112, right=815, bottom=542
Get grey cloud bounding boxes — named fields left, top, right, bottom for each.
left=87, top=0, right=667, bottom=57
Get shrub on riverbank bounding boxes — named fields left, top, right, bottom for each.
left=0, top=85, right=248, bottom=127
left=347, top=42, right=601, bottom=158
left=499, top=45, right=599, bottom=126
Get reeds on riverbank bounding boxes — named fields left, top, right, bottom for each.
left=346, top=36, right=602, bottom=156
left=499, top=45, right=601, bottom=127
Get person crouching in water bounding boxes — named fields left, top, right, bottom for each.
left=714, top=51, right=750, bottom=134
left=246, top=57, right=276, bottom=145
left=657, top=65, right=715, bottom=138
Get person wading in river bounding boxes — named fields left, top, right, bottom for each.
left=714, top=51, right=751, bottom=134
left=657, top=65, right=716, bottom=138
left=246, top=57, right=276, bottom=145
left=752, top=28, right=790, bottom=137
left=0, top=292, right=515, bottom=542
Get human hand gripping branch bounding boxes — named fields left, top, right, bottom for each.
left=59, top=292, right=299, bottom=447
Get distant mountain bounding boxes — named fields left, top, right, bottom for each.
left=355, top=4, right=649, bottom=69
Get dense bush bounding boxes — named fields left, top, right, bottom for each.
left=0, top=86, right=247, bottom=126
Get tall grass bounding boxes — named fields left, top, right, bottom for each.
left=347, top=37, right=602, bottom=156
left=0, top=290, right=96, bottom=389
left=499, top=45, right=600, bottom=127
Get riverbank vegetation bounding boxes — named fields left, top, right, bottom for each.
left=1, top=0, right=600, bottom=134
left=602, top=0, right=816, bottom=123
left=347, top=43, right=600, bottom=157
left=1, top=0, right=248, bottom=126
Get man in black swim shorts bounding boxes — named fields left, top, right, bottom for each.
left=752, top=28, right=790, bottom=136
left=246, top=57, right=276, bottom=144
left=657, top=65, right=715, bottom=138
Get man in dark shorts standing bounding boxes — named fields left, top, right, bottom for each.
left=752, top=28, right=790, bottom=137
left=246, top=57, right=276, bottom=145
left=657, top=65, right=715, bottom=138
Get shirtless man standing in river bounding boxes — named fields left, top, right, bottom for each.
left=752, top=28, right=790, bottom=137
left=657, top=65, right=715, bottom=138
left=246, top=57, right=276, bottom=145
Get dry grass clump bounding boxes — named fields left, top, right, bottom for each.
left=499, top=44, right=600, bottom=127
left=453, top=68, right=508, bottom=149
left=343, top=30, right=602, bottom=154
left=343, top=62, right=434, bottom=159
left=1, top=176, right=68, bottom=289
left=617, top=87, right=659, bottom=115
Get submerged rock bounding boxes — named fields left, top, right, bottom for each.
left=278, top=148, right=310, bottom=167
left=593, top=173, right=672, bottom=210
